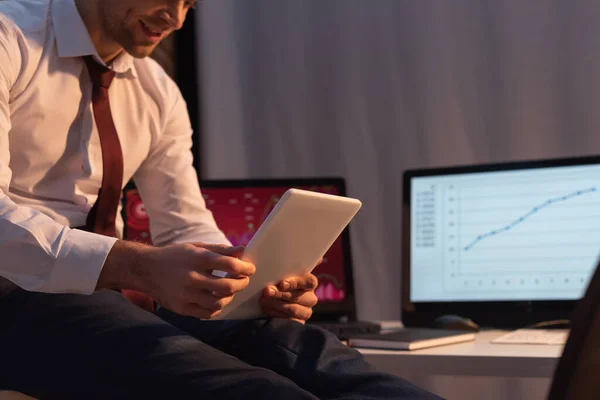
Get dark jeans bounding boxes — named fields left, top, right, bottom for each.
left=0, top=279, right=442, bottom=399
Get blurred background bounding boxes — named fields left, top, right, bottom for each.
left=162, top=0, right=600, bottom=321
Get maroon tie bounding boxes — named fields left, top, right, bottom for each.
left=84, top=56, right=123, bottom=238
left=84, top=56, right=154, bottom=312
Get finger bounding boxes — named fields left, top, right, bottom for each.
left=278, top=274, right=319, bottom=291
left=206, top=275, right=250, bottom=296
left=263, top=287, right=319, bottom=308
left=199, top=251, right=256, bottom=277
left=261, top=308, right=306, bottom=325
left=259, top=298, right=313, bottom=321
left=186, top=291, right=235, bottom=311
left=205, top=244, right=246, bottom=259
left=190, top=243, right=246, bottom=258
left=264, top=286, right=290, bottom=300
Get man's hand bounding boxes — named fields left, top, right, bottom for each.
left=260, top=273, right=319, bottom=324
left=99, top=241, right=256, bottom=320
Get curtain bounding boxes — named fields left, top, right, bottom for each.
left=196, top=0, right=600, bottom=320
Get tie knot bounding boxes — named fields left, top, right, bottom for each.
left=84, top=56, right=116, bottom=89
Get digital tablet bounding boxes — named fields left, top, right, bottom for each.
left=213, top=188, right=362, bottom=320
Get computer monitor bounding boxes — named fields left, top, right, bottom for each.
left=402, top=155, right=600, bottom=328
left=122, top=177, right=358, bottom=322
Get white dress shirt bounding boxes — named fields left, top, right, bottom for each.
left=0, top=0, right=230, bottom=295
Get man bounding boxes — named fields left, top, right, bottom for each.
left=0, top=0, right=442, bottom=398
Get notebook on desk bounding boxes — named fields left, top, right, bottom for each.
left=348, top=328, right=476, bottom=351
left=122, top=177, right=381, bottom=340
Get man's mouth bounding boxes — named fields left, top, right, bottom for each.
left=139, top=20, right=164, bottom=41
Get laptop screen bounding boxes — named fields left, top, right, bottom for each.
left=123, top=178, right=355, bottom=312
left=406, top=159, right=600, bottom=303
left=199, top=183, right=347, bottom=303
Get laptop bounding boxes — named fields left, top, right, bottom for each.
left=122, top=177, right=380, bottom=339
left=401, top=155, right=600, bottom=329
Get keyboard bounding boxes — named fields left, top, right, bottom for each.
left=491, top=329, right=569, bottom=345
left=310, top=321, right=381, bottom=340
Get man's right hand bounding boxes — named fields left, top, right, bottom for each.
left=97, top=241, right=256, bottom=320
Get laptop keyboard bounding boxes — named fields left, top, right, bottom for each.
left=310, top=321, right=381, bottom=340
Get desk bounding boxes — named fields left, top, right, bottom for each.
left=358, top=330, right=564, bottom=400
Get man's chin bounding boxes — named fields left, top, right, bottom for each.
left=125, top=45, right=157, bottom=59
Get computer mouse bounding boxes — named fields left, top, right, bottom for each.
left=432, top=314, right=480, bottom=332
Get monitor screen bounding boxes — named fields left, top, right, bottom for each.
left=123, top=182, right=349, bottom=304
left=409, top=163, right=600, bottom=303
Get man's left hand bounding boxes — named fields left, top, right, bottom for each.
left=260, top=273, right=319, bottom=324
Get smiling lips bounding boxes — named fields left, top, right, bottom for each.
left=139, top=20, right=166, bottom=42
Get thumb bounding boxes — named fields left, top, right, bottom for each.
left=191, top=242, right=246, bottom=258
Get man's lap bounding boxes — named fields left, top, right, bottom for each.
left=0, top=287, right=442, bottom=399
left=156, top=305, right=442, bottom=399
left=0, top=288, right=316, bottom=399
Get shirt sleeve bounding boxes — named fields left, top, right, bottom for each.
left=0, top=15, right=117, bottom=294
left=133, top=74, right=231, bottom=247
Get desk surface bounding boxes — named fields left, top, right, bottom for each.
left=359, top=330, right=565, bottom=378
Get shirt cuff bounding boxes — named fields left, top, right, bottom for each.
left=49, top=228, right=118, bottom=295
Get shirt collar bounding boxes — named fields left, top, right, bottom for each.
left=51, top=0, right=138, bottom=79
